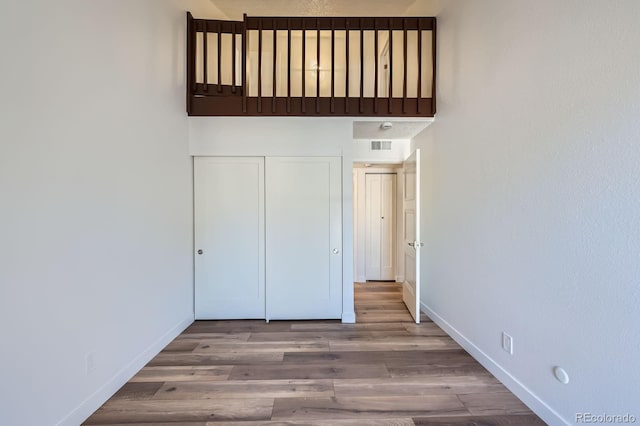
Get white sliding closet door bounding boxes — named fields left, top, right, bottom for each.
left=194, top=157, right=265, bottom=319
left=266, top=157, right=342, bottom=320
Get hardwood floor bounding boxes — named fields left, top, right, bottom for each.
left=84, top=282, right=545, bottom=425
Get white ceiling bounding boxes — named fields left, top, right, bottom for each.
left=210, top=0, right=430, bottom=20
left=353, top=119, right=433, bottom=140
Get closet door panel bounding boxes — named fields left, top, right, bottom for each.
left=266, top=157, right=342, bottom=320
left=194, top=157, right=265, bottom=319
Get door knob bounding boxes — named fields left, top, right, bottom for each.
left=197, top=249, right=203, bottom=255
left=332, top=248, right=340, bottom=254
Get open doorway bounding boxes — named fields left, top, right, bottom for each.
left=353, top=162, right=413, bottom=322
left=353, top=163, right=404, bottom=283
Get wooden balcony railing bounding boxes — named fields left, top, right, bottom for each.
left=187, top=13, right=436, bottom=117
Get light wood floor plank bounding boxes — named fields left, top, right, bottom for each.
left=404, top=323, right=449, bottom=337
left=175, top=332, right=251, bottom=341
left=282, top=349, right=473, bottom=366
left=148, top=352, right=284, bottom=366
left=84, top=399, right=274, bottom=424
left=86, top=421, right=415, bottom=426
left=152, top=379, right=334, bottom=400
left=289, top=322, right=408, bottom=331
left=271, top=396, right=467, bottom=419
left=192, top=341, right=330, bottom=353
left=329, top=336, right=461, bottom=352
left=184, top=321, right=292, bottom=333
left=355, top=302, right=411, bottom=310
left=207, top=420, right=417, bottom=426
left=246, top=330, right=413, bottom=342
left=130, top=366, right=232, bottom=382
left=334, top=375, right=506, bottom=397
left=389, top=364, right=491, bottom=378
left=412, top=414, right=545, bottom=425
left=228, top=363, right=390, bottom=380
left=457, top=392, right=534, bottom=415
left=163, top=340, right=201, bottom=352
left=110, top=382, right=164, bottom=400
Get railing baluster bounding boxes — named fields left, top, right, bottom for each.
left=302, top=23, right=306, bottom=113
left=242, top=14, right=247, bottom=112
left=388, top=18, right=393, bottom=114
left=417, top=20, right=422, bottom=114
left=374, top=19, right=378, bottom=114
left=403, top=19, right=407, bottom=113
left=331, top=19, right=335, bottom=114
left=431, top=18, right=437, bottom=115
left=203, top=21, right=208, bottom=92
left=345, top=19, right=350, bottom=113
left=232, top=23, right=237, bottom=93
left=258, top=20, right=262, bottom=113
left=359, top=19, right=363, bottom=113
left=186, top=13, right=195, bottom=115
left=316, top=19, right=320, bottom=113
left=287, top=19, right=291, bottom=113
left=273, top=19, right=277, bottom=112
left=217, top=22, right=222, bottom=92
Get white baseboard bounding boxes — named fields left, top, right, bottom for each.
left=421, top=302, right=569, bottom=426
left=342, top=311, right=356, bottom=323
left=57, top=316, right=194, bottom=426
left=395, top=275, right=405, bottom=283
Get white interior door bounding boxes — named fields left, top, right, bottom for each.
left=365, top=173, right=396, bottom=281
left=365, top=174, right=382, bottom=280
left=403, top=150, right=421, bottom=323
left=266, top=157, right=342, bottom=320
left=194, top=157, right=265, bottom=319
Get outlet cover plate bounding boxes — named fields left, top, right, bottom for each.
left=502, top=332, right=513, bottom=355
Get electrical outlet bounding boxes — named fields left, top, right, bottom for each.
left=86, top=352, right=96, bottom=375
left=502, top=332, right=513, bottom=355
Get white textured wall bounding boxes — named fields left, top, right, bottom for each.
left=189, top=117, right=356, bottom=323
left=0, top=1, right=219, bottom=424
left=412, top=1, right=640, bottom=424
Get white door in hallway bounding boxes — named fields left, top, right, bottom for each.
left=265, top=157, right=342, bottom=320
left=194, top=157, right=265, bottom=319
left=365, top=173, right=397, bottom=281
left=403, top=149, right=421, bottom=323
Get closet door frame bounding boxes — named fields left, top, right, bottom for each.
left=194, top=155, right=343, bottom=321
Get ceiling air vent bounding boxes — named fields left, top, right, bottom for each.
left=371, top=140, right=392, bottom=151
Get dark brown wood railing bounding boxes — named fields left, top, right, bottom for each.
left=186, top=13, right=436, bottom=117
